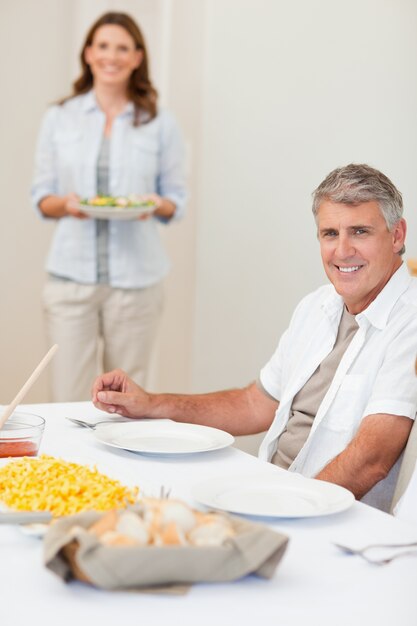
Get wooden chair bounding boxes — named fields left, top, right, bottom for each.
left=407, top=258, right=417, bottom=277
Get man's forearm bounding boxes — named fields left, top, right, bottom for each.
left=314, top=413, right=412, bottom=499
left=93, top=372, right=278, bottom=435
left=315, top=439, right=387, bottom=499
left=146, top=385, right=275, bottom=436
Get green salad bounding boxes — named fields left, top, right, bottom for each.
left=80, top=195, right=155, bottom=208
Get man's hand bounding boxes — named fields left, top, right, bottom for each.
left=92, top=369, right=152, bottom=418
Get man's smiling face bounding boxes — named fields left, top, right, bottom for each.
left=317, top=200, right=406, bottom=314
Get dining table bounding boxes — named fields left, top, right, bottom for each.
left=1, top=401, right=417, bottom=626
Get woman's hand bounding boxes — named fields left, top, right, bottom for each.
left=92, top=369, right=153, bottom=417
left=64, top=193, right=88, bottom=219
left=39, top=193, right=88, bottom=219
left=137, top=193, right=176, bottom=220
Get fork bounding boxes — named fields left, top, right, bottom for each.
left=66, top=417, right=130, bottom=430
left=159, top=485, right=172, bottom=499
left=334, top=541, right=417, bottom=565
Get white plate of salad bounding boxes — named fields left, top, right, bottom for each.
left=76, top=195, right=156, bottom=220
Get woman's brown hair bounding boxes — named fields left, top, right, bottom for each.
left=61, top=12, right=157, bottom=125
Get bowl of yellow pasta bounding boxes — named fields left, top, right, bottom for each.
left=0, top=454, right=138, bottom=535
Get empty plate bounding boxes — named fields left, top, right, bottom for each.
left=191, top=473, right=355, bottom=518
left=93, top=420, right=235, bottom=455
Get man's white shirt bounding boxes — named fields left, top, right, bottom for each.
left=259, top=263, right=417, bottom=510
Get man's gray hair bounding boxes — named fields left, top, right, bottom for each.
left=312, top=163, right=403, bottom=229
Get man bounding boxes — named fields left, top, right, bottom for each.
left=92, top=164, right=417, bottom=511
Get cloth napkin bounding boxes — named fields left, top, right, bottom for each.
left=43, top=510, right=289, bottom=592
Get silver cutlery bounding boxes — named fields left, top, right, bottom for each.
left=65, top=417, right=131, bottom=430
left=334, top=541, right=417, bottom=565
left=159, top=485, right=172, bottom=499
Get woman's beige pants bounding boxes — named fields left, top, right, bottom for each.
left=43, top=278, right=163, bottom=402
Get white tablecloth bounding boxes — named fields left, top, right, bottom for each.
left=1, top=402, right=417, bottom=626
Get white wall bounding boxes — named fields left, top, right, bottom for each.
left=192, top=0, right=417, bottom=396
left=1, top=0, right=416, bottom=445
left=0, top=0, right=73, bottom=402
left=152, top=0, right=204, bottom=392
left=191, top=0, right=417, bottom=453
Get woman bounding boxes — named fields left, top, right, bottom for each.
left=31, top=12, right=186, bottom=401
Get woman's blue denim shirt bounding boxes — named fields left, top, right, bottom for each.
left=31, top=91, right=187, bottom=288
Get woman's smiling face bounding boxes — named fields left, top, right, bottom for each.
left=85, top=24, right=142, bottom=89
left=317, top=200, right=406, bottom=314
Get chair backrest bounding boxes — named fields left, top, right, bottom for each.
left=407, top=258, right=417, bottom=277
left=390, top=418, right=417, bottom=512
left=391, top=274, right=417, bottom=514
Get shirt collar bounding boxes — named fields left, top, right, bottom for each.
left=81, top=90, right=134, bottom=118
left=321, top=288, right=345, bottom=329
left=356, top=262, right=411, bottom=329
left=81, top=90, right=99, bottom=112
left=321, top=261, right=411, bottom=330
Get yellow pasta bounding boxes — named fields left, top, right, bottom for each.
left=0, top=455, right=138, bottom=516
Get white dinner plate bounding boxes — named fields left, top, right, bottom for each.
left=76, top=203, right=155, bottom=220
left=93, top=420, right=235, bottom=455
left=191, top=474, right=355, bottom=518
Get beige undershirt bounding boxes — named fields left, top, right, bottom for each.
left=271, top=307, right=359, bottom=469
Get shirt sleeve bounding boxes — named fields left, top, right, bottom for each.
left=155, top=110, right=187, bottom=223
left=259, top=327, right=290, bottom=401
left=30, top=106, right=60, bottom=218
left=258, top=286, right=333, bottom=403
left=363, top=313, right=417, bottom=420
